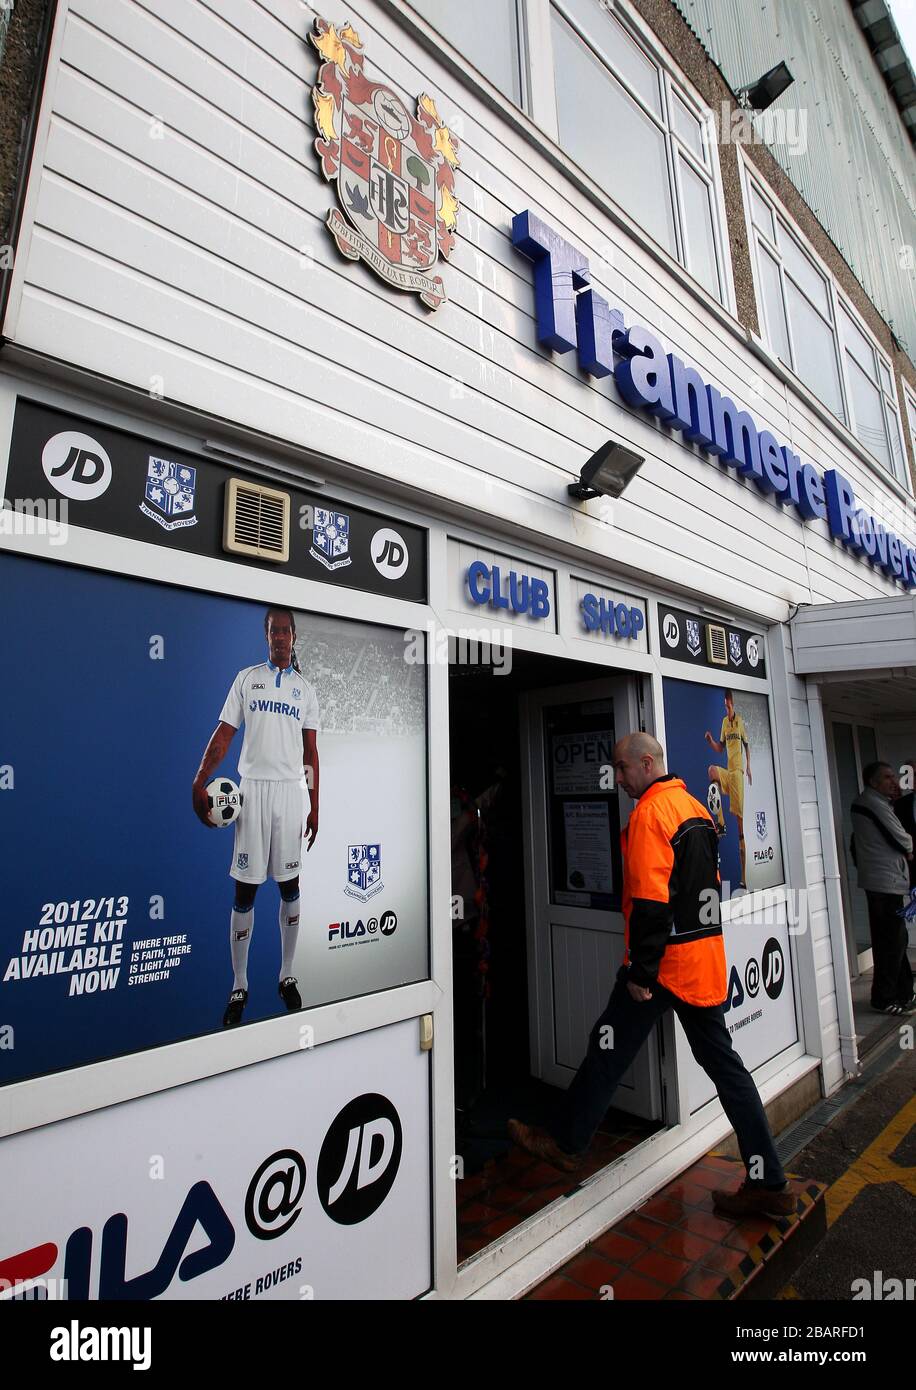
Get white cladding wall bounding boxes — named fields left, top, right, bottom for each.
left=777, top=625, right=844, bottom=1092
left=4, top=0, right=916, bottom=622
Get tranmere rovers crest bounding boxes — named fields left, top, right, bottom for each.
left=140, top=456, right=197, bottom=531
left=728, top=631, right=743, bottom=666
left=346, top=843, right=383, bottom=901
left=756, top=810, right=767, bottom=841
left=309, top=507, right=352, bottom=571
left=310, top=18, right=460, bottom=309
left=685, top=619, right=701, bottom=658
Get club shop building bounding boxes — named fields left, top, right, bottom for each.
left=2, top=0, right=916, bottom=1300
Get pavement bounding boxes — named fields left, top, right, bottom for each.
left=779, top=1033, right=916, bottom=1300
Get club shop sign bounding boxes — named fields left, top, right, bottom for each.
left=512, top=211, right=916, bottom=590
left=449, top=539, right=557, bottom=629
left=571, top=577, right=647, bottom=650
left=466, top=560, right=551, bottom=619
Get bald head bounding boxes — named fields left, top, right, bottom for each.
left=613, top=733, right=666, bottom=799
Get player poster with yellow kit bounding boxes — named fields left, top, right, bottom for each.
left=662, top=677, right=784, bottom=894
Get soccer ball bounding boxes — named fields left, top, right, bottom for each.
left=206, top=777, right=243, bottom=827
left=707, top=781, right=722, bottom=820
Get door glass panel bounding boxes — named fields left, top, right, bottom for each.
left=834, top=721, right=871, bottom=953
left=857, top=725, right=878, bottom=768
left=544, top=701, right=621, bottom=910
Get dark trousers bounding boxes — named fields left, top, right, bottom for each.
left=555, top=969, right=786, bottom=1187
left=865, top=891, right=913, bottom=1007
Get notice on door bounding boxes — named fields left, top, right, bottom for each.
left=551, top=729, right=615, bottom=795
left=562, top=802, right=613, bottom=895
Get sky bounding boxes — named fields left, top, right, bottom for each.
left=887, top=0, right=916, bottom=71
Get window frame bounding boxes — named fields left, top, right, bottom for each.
left=900, top=379, right=916, bottom=483
left=544, top=0, right=732, bottom=307
left=403, top=0, right=529, bottom=110
left=744, top=165, right=911, bottom=492
left=398, top=0, right=735, bottom=311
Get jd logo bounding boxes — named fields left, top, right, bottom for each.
left=42, top=431, right=113, bottom=501
left=723, top=964, right=744, bottom=1013
left=762, top=938, right=785, bottom=1000
left=371, top=527, right=409, bottom=580
left=317, top=1094, right=402, bottom=1225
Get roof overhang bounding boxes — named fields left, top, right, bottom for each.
left=791, top=594, right=916, bottom=676
left=851, top=0, right=916, bottom=148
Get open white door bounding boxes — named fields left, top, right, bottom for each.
left=520, top=676, right=663, bottom=1121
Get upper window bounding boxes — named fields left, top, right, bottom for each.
left=405, top=0, right=729, bottom=305
left=900, top=382, right=916, bottom=484
left=408, top=0, right=524, bottom=106
left=549, top=0, right=726, bottom=302
left=748, top=175, right=909, bottom=489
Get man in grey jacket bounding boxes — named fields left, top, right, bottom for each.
left=852, top=762, right=915, bottom=1015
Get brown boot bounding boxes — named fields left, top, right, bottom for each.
left=507, top=1118, right=586, bottom=1174
left=712, top=1180, right=796, bottom=1219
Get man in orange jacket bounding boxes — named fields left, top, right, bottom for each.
left=509, top=732, right=794, bottom=1219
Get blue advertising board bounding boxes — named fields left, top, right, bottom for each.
left=662, top=676, right=784, bottom=895
left=0, top=554, right=428, bottom=1085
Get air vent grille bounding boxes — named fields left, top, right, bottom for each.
left=707, top=623, right=728, bottom=666
left=223, top=478, right=290, bottom=563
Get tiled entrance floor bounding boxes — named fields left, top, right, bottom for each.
left=524, top=1153, right=826, bottom=1300
left=457, top=1114, right=657, bottom=1262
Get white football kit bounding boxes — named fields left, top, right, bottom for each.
left=219, top=661, right=320, bottom=884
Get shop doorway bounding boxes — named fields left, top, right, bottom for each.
left=827, top=717, right=879, bottom=974
left=448, top=649, right=665, bottom=1262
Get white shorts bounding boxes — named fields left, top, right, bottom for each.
left=230, top=779, right=303, bottom=884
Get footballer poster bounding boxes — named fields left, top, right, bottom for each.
left=662, top=677, right=784, bottom=894
left=0, top=553, right=428, bottom=1085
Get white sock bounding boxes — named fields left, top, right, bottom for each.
left=230, top=908, right=253, bottom=992
left=279, top=894, right=300, bottom=980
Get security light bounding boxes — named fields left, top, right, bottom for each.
left=567, top=439, right=645, bottom=501
left=737, top=61, right=794, bottom=111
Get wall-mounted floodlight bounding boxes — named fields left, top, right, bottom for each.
left=737, top=61, right=794, bottom=111
left=567, top=439, right=645, bottom=501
